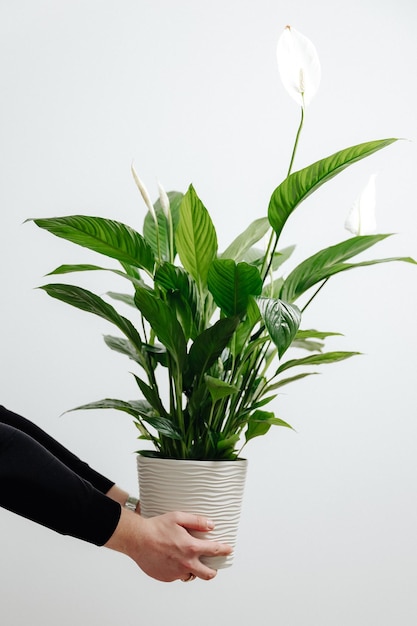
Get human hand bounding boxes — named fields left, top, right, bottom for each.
left=104, top=508, right=232, bottom=582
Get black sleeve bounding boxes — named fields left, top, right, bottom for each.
left=0, top=405, right=115, bottom=493
left=0, top=407, right=121, bottom=546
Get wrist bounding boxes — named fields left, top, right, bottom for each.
left=124, top=495, right=140, bottom=512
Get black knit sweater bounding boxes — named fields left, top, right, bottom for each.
left=0, top=405, right=121, bottom=545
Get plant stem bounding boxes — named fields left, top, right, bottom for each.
left=262, top=106, right=305, bottom=285
left=167, top=211, right=175, bottom=264
left=287, top=105, right=304, bottom=178
left=301, top=277, right=329, bottom=313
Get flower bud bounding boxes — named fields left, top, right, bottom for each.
left=345, top=174, right=378, bottom=236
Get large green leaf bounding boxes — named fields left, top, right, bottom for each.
left=220, top=217, right=270, bottom=261
left=268, top=138, right=398, bottom=239
left=134, top=287, right=187, bottom=369
left=175, top=185, right=218, bottom=290
left=185, top=317, right=239, bottom=384
left=257, top=297, right=301, bottom=358
left=38, top=283, right=143, bottom=351
left=143, top=191, right=183, bottom=259
left=30, top=215, right=155, bottom=273
left=207, top=259, right=263, bottom=317
left=280, top=235, right=416, bottom=302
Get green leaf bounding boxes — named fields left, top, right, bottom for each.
left=291, top=330, right=341, bottom=353
left=220, top=217, right=270, bottom=261
left=257, top=297, right=301, bottom=358
left=133, top=375, right=166, bottom=416
left=106, top=292, right=136, bottom=308
left=134, top=287, right=187, bottom=369
left=30, top=215, right=155, bottom=273
left=64, top=398, right=154, bottom=419
left=268, top=138, right=398, bottom=239
left=208, top=259, right=263, bottom=317
left=204, top=375, right=239, bottom=402
left=245, top=245, right=295, bottom=271
left=277, top=351, right=360, bottom=374
left=233, top=295, right=262, bottom=355
left=143, top=191, right=183, bottom=259
left=141, top=343, right=168, bottom=367
left=47, top=263, right=110, bottom=275
left=155, top=262, right=199, bottom=303
left=38, top=283, right=143, bottom=351
left=295, top=329, right=343, bottom=340
left=103, top=335, right=143, bottom=363
left=155, top=262, right=200, bottom=338
left=47, top=264, right=145, bottom=288
left=265, top=372, right=319, bottom=392
left=291, top=338, right=325, bottom=352
left=216, top=435, right=240, bottom=460
left=245, top=410, right=293, bottom=443
left=186, top=317, right=240, bottom=383
left=175, top=185, right=218, bottom=290
left=140, top=415, right=183, bottom=440
left=281, top=234, right=395, bottom=302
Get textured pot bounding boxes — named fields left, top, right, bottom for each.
left=137, top=455, right=248, bottom=569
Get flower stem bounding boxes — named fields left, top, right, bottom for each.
left=287, top=105, right=305, bottom=177
left=301, top=277, right=329, bottom=313
left=262, top=105, right=305, bottom=285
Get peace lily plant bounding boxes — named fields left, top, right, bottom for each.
left=30, top=27, right=414, bottom=461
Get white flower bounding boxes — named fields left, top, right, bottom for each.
left=131, top=163, right=157, bottom=222
left=157, top=181, right=171, bottom=219
left=276, top=25, right=321, bottom=108
left=345, top=174, right=378, bottom=236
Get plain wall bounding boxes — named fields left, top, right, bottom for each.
left=1, top=1, right=416, bottom=624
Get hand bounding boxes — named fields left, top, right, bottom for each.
left=104, top=508, right=232, bottom=582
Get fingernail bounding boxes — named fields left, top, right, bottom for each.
left=206, top=519, right=215, bottom=530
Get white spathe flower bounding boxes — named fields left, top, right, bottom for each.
left=345, top=174, right=378, bottom=236
left=131, top=163, right=157, bottom=222
left=277, top=25, right=321, bottom=108
left=157, top=181, right=170, bottom=219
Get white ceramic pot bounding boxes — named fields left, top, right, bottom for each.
left=137, top=455, right=248, bottom=569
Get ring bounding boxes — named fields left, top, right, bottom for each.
left=181, top=573, right=196, bottom=582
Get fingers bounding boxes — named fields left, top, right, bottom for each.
left=177, top=519, right=233, bottom=582
left=174, top=511, right=216, bottom=532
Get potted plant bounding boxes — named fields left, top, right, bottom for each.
left=28, top=27, right=415, bottom=569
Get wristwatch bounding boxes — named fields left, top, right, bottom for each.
left=124, top=495, right=139, bottom=512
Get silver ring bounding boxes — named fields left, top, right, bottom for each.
left=181, top=573, right=196, bottom=582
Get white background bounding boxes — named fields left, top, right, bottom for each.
left=1, top=1, right=416, bottom=624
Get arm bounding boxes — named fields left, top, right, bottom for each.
left=0, top=405, right=114, bottom=493
left=106, top=484, right=140, bottom=513
left=0, top=410, right=231, bottom=580
left=0, top=421, right=121, bottom=545
left=0, top=406, right=139, bottom=512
